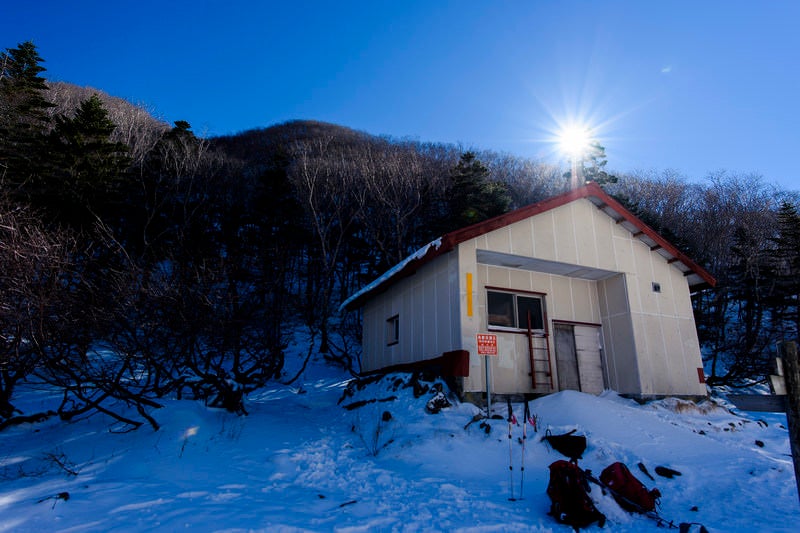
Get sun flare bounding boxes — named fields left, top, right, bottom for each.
left=557, top=124, right=593, bottom=158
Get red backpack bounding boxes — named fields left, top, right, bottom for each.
left=599, top=462, right=661, bottom=513
left=547, top=460, right=606, bottom=530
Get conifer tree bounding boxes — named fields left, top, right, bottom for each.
left=769, top=201, right=800, bottom=340
left=0, top=41, right=54, bottom=186
left=444, top=151, right=510, bottom=230
left=44, top=94, right=131, bottom=229
left=582, top=141, right=618, bottom=185
left=719, top=225, right=775, bottom=382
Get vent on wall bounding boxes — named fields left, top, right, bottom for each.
left=652, top=282, right=661, bottom=293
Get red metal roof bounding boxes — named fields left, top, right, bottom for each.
left=343, top=182, right=716, bottom=311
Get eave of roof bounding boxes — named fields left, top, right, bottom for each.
left=342, top=182, right=716, bottom=311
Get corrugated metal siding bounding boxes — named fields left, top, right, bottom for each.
left=359, top=250, right=460, bottom=373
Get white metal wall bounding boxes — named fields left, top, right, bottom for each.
left=456, top=198, right=706, bottom=397
left=359, top=196, right=707, bottom=398
left=360, top=250, right=461, bottom=373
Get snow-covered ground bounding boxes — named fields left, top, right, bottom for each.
left=1, top=343, right=798, bottom=532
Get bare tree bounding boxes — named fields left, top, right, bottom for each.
left=480, top=151, right=565, bottom=209
left=288, top=136, right=367, bottom=361
left=133, top=121, right=220, bottom=254
left=614, top=170, right=786, bottom=385
left=0, top=197, right=73, bottom=426
left=354, top=140, right=431, bottom=267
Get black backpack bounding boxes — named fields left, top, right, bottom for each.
left=543, top=429, right=587, bottom=462
left=547, top=460, right=606, bottom=530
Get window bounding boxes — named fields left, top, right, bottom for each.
left=487, top=290, right=544, bottom=331
left=386, top=315, right=399, bottom=346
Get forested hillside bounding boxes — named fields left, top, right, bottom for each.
left=1, top=41, right=798, bottom=431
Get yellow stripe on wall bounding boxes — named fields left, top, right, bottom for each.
left=466, top=272, right=473, bottom=317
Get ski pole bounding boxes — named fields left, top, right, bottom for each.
left=507, top=398, right=515, bottom=501
left=519, top=401, right=529, bottom=499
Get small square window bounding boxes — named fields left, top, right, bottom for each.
left=386, top=315, right=399, bottom=346
left=652, top=282, right=661, bottom=293
left=517, top=296, right=544, bottom=330
left=487, top=291, right=514, bottom=327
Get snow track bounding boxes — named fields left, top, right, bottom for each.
left=0, top=364, right=797, bottom=531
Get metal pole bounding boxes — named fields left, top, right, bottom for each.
left=507, top=398, right=515, bottom=501
left=780, top=341, right=800, bottom=505
left=485, top=355, right=492, bottom=417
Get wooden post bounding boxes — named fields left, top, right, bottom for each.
left=780, top=341, right=800, bottom=504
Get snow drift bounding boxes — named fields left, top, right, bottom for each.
left=0, top=357, right=797, bottom=532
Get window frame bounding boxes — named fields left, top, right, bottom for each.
left=486, top=288, right=546, bottom=333
left=386, top=314, right=399, bottom=346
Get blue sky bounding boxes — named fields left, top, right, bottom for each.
left=5, top=1, right=799, bottom=190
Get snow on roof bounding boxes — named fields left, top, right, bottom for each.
left=339, top=237, right=442, bottom=312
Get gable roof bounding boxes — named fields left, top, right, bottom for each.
left=342, top=182, right=716, bottom=311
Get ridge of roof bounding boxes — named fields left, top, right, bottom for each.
left=342, top=182, right=715, bottom=311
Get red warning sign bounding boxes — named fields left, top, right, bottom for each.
left=476, top=333, right=498, bottom=356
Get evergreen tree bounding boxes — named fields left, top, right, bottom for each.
left=768, top=201, right=800, bottom=340
left=720, top=226, right=775, bottom=382
left=44, top=94, right=131, bottom=229
left=444, top=151, right=510, bottom=230
left=582, top=141, right=617, bottom=185
left=0, top=41, right=54, bottom=186
left=562, top=140, right=618, bottom=187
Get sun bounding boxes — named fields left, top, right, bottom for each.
left=557, top=124, right=593, bottom=158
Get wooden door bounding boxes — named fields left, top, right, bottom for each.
left=554, top=323, right=605, bottom=394
left=574, top=325, right=604, bottom=394
left=554, top=324, right=580, bottom=391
